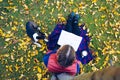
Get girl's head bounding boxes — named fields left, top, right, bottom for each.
left=57, top=45, right=76, bottom=67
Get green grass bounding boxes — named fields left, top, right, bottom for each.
left=0, top=0, right=120, bottom=79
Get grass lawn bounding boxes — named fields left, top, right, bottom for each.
left=0, top=0, right=120, bottom=79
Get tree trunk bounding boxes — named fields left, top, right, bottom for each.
left=74, top=66, right=120, bottom=80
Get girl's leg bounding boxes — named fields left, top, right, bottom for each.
left=64, top=12, right=75, bottom=32
left=72, top=14, right=81, bottom=36
left=47, top=24, right=63, bottom=50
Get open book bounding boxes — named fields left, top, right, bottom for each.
left=57, top=30, right=82, bottom=51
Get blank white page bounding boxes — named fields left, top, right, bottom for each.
left=57, top=30, right=82, bottom=51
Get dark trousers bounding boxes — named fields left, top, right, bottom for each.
left=64, top=20, right=80, bottom=36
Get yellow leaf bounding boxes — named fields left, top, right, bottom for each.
left=35, top=50, right=38, bottom=54
left=99, top=7, right=106, bottom=11
left=113, top=55, right=118, bottom=62
left=0, top=0, right=3, bottom=2
left=113, top=11, right=119, bottom=16
left=60, top=17, right=66, bottom=22
left=40, top=45, right=46, bottom=51
left=15, top=64, right=19, bottom=71
left=34, top=58, right=39, bottom=63
left=20, top=57, right=23, bottom=62
left=33, top=66, right=37, bottom=69
left=58, top=14, right=63, bottom=18
left=79, top=62, right=84, bottom=73
left=12, top=26, right=17, bottom=31
left=42, top=10, right=45, bottom=15
left=42, top=78, right=48, bottom=80
left=23, top=4, right=29, bottom=11
left=44, top=0, right=48, bottom=4
left=73, top=8, right=78, bottom=13
left=101, top=23, right=105, bottom=27
left=0, top=28, right=3, bottom=36
left=89, top=42, right=95, bottom=48
left=101, top=15, right=106, bottom=18
left=80, top=11, right=85, bottom=15
left=37, top=67, right=42, bottom=73
left=94, top=19, right=97, bottom=22
left=91, top=0, right=98, bottom=3
left=30, top=53, right=35, bottom=57
left=3, top=54, right=9, bottom=57
left=100, top=66, right=103, bottom=70
left=27, top=58, right=30, bottom=62
left=58, top=16, right=66, bottom=24
left=9, top=65, right=13, bottom=72
left=0, top=16, right=4, bottom=19
left=105, top=55, right=109, bottom=61
left=92, top=66, right=98, bottom=71
left=19, top=74, right=25, bottom=79
left=9, top=2, right=13, bottom=5
left=13, top=21, right=18, bottom=25
left=96, top=57, right=101, bottom=62
left=114, top=0, right=117, bottom=2
left=10, top=54, right=14, bottom=60
left=79, top=2, right=84, bottom=9
left=37, top=73, right=42, bottom=80
left=6, top=65, right=9, bottom=68
left=43, top=50, right=47, bottom=54
left=32, top=45, right=37, bottom=50
left=68, top=0, right=73, bottom=5
left=56, top=1, right=60, bottom=6
left=5, top=38, right=11, bottom=41
left=31, top=51, right=38, bottom=57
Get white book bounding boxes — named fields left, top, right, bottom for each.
left=57, top=30, right=82, bottom=51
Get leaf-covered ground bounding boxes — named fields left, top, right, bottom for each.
left=0, top=0, right=120, bottom=80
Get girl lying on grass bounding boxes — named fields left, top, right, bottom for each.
left=43, top=12, right=93, bottom=80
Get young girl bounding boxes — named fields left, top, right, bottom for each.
left=43, top=12, right=93, bottom=80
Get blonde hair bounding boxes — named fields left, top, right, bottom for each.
left=57, top=45, right=76, bottom=67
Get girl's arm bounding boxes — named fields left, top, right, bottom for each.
left=47, top=24, right=64, bottom=50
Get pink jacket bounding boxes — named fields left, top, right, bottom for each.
left=43, top=51, right=80, bottom=76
